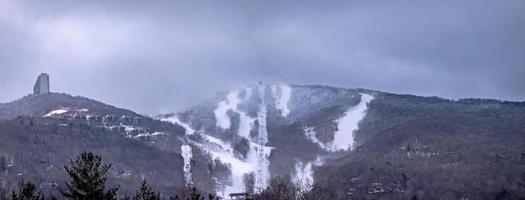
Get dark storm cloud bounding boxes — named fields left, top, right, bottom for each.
left=1, top=0, right=524, bottom=114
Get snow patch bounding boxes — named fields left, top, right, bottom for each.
left=43, top=108, right=89, bottom=117
left=271, top=85, right=292, bottom=117
left=243, top=87, right=253, bottom=101
left=195, top=134, right=255, bottom=196
left=303, top=126, right=328, bottom=150
left=214, top=88, right=254, bottom=130
left=134, top=131, right=165, bottom=138
left=200, top=137, right=273, bottom=196
left=160, top=115, right=195, bottom=135
left=43, top=108, right=69, bottom=117
left=238, top=111, right=256, bottom=139
left=330, top=93, right=373, bottom=152
left=121, top=124, right=138, bottom=132
left=181, top=145, right=193, bottom=185
left=195, top=86, right=273, bottom=196
left=292, top=157, right=324, bottom=190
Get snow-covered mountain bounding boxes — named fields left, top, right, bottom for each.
left=156, top=83, right=525, bottom=199
left=156, top=84, right=377, bottom=196
left=2, top=84, right=524, bottom=199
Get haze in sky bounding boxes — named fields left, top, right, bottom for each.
left=1, top=0, right=524, bottom=114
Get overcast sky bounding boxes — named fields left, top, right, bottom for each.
left=0, top=0, right=524, bottom=114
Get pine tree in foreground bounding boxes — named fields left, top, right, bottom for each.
left=11, top=180, right=44, bottom=200
left=168, top=186, right=219, bottom=200
left=59, top=151, right=119, bottom=200
left=133, top=180, right=160, bottom=200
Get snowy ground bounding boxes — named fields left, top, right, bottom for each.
left=330, top=93, right=374, bottom=151
left=160, top=86, right=375, bottom=196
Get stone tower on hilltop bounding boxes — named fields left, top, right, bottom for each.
left=33, top=73, right=50, bottom=95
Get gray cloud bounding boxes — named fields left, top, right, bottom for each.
left=1, top=0, right=524, bottom=114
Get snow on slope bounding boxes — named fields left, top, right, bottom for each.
left=195, top=134, right=256, bottom=196
left=197, top=136, right=272, bottom=195
left=214, top=91, right=244, bottom=130
left=44, top=108, right=69, bottom=117
left=271, top=85, right=292, bottom=117
left=160, top=86, right=374, bottom=195
left=303, top=126, right=328, bottom=150
left=292, top=157, right=324, bottom=190
left=147, top=116, right=261, bottom=195
left=160, top=115, right=195, bottom=135
left=43, top=108, right=89, bottom=117
left=204, top=85, right=273, bottom=195
left=134, top=131, right=165, bottom=138
left=213, top=89, right=256, bottom=139
left=181, top=145, right=193, bottom=185
left=330, top=93, right=374, bottom=152
left=162, top=87, right=270, bottom=196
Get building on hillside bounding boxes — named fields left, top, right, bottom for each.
left=33, top=73, right=50, bottom=95
left=229, top=193, right=252, bottom=200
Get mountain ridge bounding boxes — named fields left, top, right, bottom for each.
left=1, top=84, right=524, bottom=199
left=0, top=93, right=140, bottom=120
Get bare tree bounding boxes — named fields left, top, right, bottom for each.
left=254, top=177, right=300, bottom=200
left=253, top=177, right=336, bottom=200
left=299, top=185, right=336, bottom=200
left=0, top=182, right=8, bottom=200
left=11, top=180, right=44, bottom=200
left=243, top=173, right=255, bottom=194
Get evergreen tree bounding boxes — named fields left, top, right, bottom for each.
left=169, top=187, right=219, bottom=200
left=59, top=151, right=119, bottom=200
left=185, top=187, right=219, bottom=200
left=187, top=187, right=203, bottom=200
left=168, top=196, right=180, bottom=200
left=0, top=183, right=7, bottom=200
left=495, top=187, right=507, bottom=200
left=11, top=180, right=44, bottom=200
left=133, top=180, right=159, bottom=200
left=0, top=156, right=6, bottom=172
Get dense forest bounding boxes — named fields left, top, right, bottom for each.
left=0, top=151, right=337, bottom=200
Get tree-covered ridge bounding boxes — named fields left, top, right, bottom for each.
left=1, top=85, right=524, bottom=199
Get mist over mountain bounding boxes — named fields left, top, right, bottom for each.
left=1, top=1, right=524, bottom=199
left=1, top=0, right=524, bottom=113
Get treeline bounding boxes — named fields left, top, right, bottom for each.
left=0, top=151, right=334, bottom=200
left=0, top=151, right=218, bottom=200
